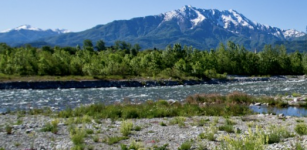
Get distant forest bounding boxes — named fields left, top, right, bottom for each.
left=0, top=40, right=306, bottom=79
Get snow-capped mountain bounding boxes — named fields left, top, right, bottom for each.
left=0, top=25, right=70, bottom=46
left=2, top=6, right=305, bottom=51
left=159, top=5, right=305, bottom=40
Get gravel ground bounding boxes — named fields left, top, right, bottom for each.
left=0, top=114, right=307, bottom=150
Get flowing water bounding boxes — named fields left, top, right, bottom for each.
left=1, top=79, right=307, bottom=114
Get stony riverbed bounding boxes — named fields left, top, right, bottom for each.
left=1, top=113, right=307, bottom=150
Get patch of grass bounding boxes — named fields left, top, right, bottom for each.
left=295, top=142, right=305, bottom=150
left=178, top=140, right=193, bottom=150
left=295, top=123, right=307, bottom=135
left=169, top=117, right=186, bottom=127
left=70, top=144, right=85, bottom=150
left=70, top=128, right=87, bottom=146
left=120, top=120, right=133, bottom=136
left=292, top=92, right=301, bottom=97
left=266, top=125, right=293, bottom=144
left=160, top=121, right=167, bottom=126
left=5, top=124, right=13, bottom=135
left=296, top=119, right=304, bottom=123
left=103, top=136, right=127, bottom=145
left=41, top=119, right=59, bottom=134
left=134, top=126, right=142, bottom=131
left=93, top=135, right=99, bottom=142
left=153, top=144, right=169, bottom=150
left=85, top=129, right=94, bottom=134
left=220, top=126, right=267, bottom=150
left=87, top=145, right=94, bottom=150
left=121, top=140, right=144, bottom=150
left=219, top=124, right=234, bottom=133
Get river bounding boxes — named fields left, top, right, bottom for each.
left=0, top=78, right=306, bottom=113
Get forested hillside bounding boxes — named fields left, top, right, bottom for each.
left=0, top=40, right=306, bottom=80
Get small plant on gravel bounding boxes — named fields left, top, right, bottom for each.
left=87, top=145, right=94, bottom=150
left=41, top=122, right=58, bottom=134
left=160, top=121, right=167, bottom=126
left=121, top=140, right=144, bottom=150
left=220, top=126, right=267, bottom=150
left=295, top=123, right=307, bottom=135
left=218, top=124, right=234, bottom=133
left=296, top=119, right=304, bottom=123
left=0, top=147, right=5, bottom=150
left=134, top=125, right=142, bottom=131
left=199, top=124, right=217, bottom=141
left=70, top=144, right=85, bottom=150
left=93, top=135, right=99, bottom=142
left=5, top=124, right=13, bottom=134
left=103, top=136, right=128, bottom=145
left=153, top=144, right=169, bottom=150
left=169, top=117, right=186, bottom=127
left=85, top=129, right=94, bottom=134
left=120, top=120, right=134, bottom=136
left=266, top=125, right=293, bottom=144
left=178, top=140, right=193, bottom=150
left=295, top=142, right=305, bottom=150
left=70, top=128, right=87, bottom=146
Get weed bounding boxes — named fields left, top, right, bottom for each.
left=219, top=124, right=234, bottom=133
left=85, top=129, right=94, bottom=134
left=266, top=125, right=293, bottom=144
left=103, top=136, right=127, bottom=145
left=153, top=144, right=169, bottom=150
left=296, top=119, right=304, bottom=123
left=160, top=122, right=167, bottom=126
left=87, top=145, right=94, bottom=150
left=120, top=120, right=133, bottom=136
left=134, top=125, right=142, bottom=131
left=295, top=123, right=307, bottom=135
left=93, top=135, right=99, bottom=142
left=70, top=128, right=87, bottom=146
left=295, top=142, right=305, bottom=150
left=169, top=117, right=186, bottom=127
left=5, top=124, right=12, bottom=135
left=178, top=140, right=192, bottom=150
left=220, top=126, right=267, bottom=150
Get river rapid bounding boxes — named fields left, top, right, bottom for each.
left=0, top=78, right=306, bottom=113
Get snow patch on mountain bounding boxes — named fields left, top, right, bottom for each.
left=0, top=25, right=71, bottom=34
left=190, top=9, right=206, bottom=28
left=283, top=29, right=306, bottom=38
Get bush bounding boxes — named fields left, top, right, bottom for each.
left=295, top=123, right=307, bottom=135
left=120, top=120, right=133, bottom=136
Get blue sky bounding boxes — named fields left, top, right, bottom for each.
left=1, top=0, right=307, bottom=32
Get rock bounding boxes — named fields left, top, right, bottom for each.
left=254, top=103, right=261, bottom=106
left=26, top=128, right=33, bottom=133
left=278, top=113, right=284, bottom=117
left=257, top=114, right=265, bottom=117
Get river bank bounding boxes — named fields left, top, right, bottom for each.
left=0, top=113, right=306, bottom=150
left=0, top=75, right=300, bottom=89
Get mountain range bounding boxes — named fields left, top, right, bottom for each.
left=1, top=5, right=306, bottom=51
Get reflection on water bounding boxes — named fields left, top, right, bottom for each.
left=0, top=79, right=306, bottom=112
left=250, top=106, right=307, bottom=117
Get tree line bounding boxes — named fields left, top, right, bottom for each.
left=0, top=40, right=306, bottom=79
